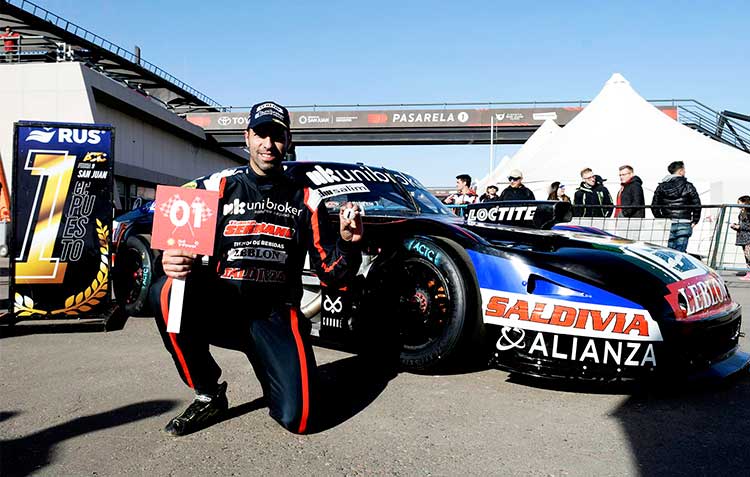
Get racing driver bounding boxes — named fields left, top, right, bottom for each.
left=149, top=101, right=363, bottom=436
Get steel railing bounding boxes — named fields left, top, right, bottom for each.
left=5, top=0, right=220, bottom=108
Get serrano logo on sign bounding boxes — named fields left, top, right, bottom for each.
left=481, top=289, right=662, bottom=341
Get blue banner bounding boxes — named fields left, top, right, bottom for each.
left=10, top=122, right=115, bottom=319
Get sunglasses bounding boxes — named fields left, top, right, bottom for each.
left=508, top=176, right=522, bottom=181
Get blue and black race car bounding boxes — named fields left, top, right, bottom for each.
left=112, top=162, right=748, bottom=381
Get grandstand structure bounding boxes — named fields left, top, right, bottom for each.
left=0, top=0, right=243, bottom=212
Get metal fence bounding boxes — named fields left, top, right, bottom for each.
left=447, top=203, right=749, bottom=272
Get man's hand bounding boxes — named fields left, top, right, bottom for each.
left=162, top=249, right=197, bottom=278
left=339, top=202, right=363, bottom=243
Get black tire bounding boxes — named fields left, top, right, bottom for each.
left=113, top=235, right=159, bottom=317
left=371, top=236, right=481, bottom=372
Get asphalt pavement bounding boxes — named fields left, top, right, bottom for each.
left=1, top=274, right=749, bottom=476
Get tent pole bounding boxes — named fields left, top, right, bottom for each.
left=489, top=112, right=494, bottom=176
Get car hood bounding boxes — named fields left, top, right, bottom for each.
left=464, top=220, right=735, bottom=323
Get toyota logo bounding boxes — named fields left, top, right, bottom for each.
left=217, top=116, right=232, bottom=126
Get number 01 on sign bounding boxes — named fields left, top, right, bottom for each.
left=151, top=185, right=219, bottom=333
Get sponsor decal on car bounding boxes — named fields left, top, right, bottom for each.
left=665, top=272, right=733, bottom=320
left=495, top=326, right=657, bottom=367
left=481, top=289, right=662, bottom=341
left=623, top=244, right=705, bottom=280
left=321, top=289, right=351, bottom=330
left=404, top=238, right=441, bottom=265
left=467, top=205, right=537, bottom=223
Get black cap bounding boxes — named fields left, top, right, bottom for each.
left=247, top=101, right=290, bottom=130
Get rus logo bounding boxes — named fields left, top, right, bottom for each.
left=26, top=128, right=103, bottom=145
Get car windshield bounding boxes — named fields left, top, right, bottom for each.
left=298, top=164, right=452, bottom=217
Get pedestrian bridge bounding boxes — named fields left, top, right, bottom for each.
left=186, top=102, right=685, bottom=147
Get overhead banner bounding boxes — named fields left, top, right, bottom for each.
left=10, top=122, right=115, bottom=319
left=187, top=106, right=677, bottom=131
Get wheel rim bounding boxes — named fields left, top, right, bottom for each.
left=116, top=247, right=147, bottom=306
left=397, top=257, right=452, bottom=351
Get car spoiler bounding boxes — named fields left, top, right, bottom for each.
left=464, top=200, right=573, bottom=230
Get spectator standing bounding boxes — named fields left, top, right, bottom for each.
left=499, top=169, right=535, bottom=201
left=479, top=185, right=499, bottom=202
left=547, top=181, right=570, bottom=202
left=1, top=26, right=20, bottom=63
left=730, top=195, right=750, bottom=280
left=573, top=168, right=613, bottom=217
left=614, top=165, right=645, bottom=218
left=651, top=161, right=701, bottom=252
left=443, top=174, right=478, bottom=205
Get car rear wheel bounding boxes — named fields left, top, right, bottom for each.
left=113, top=235, right=159, bottom=316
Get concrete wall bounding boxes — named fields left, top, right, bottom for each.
left=0, top=62, right=243, bottom=194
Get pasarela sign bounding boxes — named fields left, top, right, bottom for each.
left=151, top=185, right=219, bottom=256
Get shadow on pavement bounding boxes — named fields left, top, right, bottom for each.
left=309, top=355, right=397, bottom=434
left=0, top=399, right=178, bottom=477
left=613, top=372, right=750, bottom=476
left=0, top=320, right=109, bottom=338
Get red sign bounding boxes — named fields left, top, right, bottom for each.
left=665, top=273, right=733, bottom=321
left=151, top=185, right=219, bottom=256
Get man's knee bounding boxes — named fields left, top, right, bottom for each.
left=270, top=399, right=310, bottom=434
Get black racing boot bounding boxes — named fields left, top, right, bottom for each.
left=164, top=382, right=228, bottom=436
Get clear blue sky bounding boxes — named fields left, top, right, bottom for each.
left=37, top=0, right=750, bottom=186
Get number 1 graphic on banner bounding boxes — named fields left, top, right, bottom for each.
left=15, top=151, right=75, bottom=284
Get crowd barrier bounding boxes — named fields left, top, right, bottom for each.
left=446, top=203, right=749, bottom=272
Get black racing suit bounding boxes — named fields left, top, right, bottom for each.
left=149, top=167, right=360, bottom=434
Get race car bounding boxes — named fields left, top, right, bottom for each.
left=111, top=162, right=748, bottom=380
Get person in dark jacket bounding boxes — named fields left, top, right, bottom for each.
left=499, top=169, right=535, bottom=201
left=479, top=184, right=499, bottom=202
left=651, top=160, right=701, bottom=252
left=573, top=168, right=613, bottom=217
left=547, top=181, right=570, bottom=202
left=614, top=165, right=645, bottom=218
left=730, top=195, right=750, bottom=280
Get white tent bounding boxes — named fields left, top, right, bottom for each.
left=522, top=73, right=750, bottom=205
left=476, top=119, right=561, bottom=195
